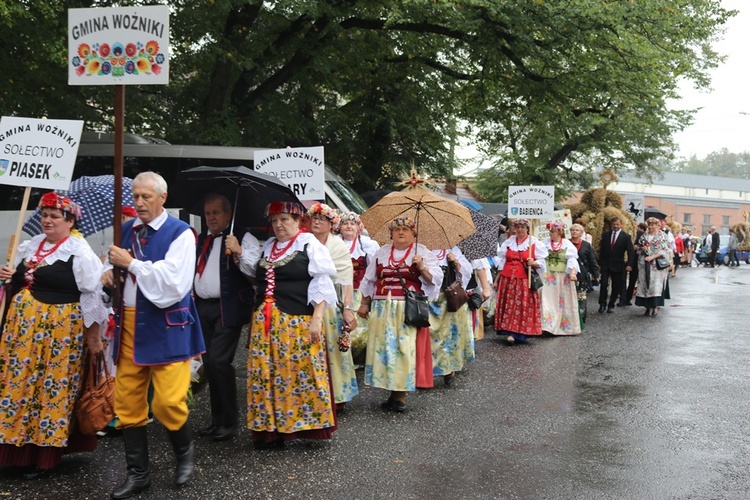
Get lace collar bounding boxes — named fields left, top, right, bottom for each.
left=22, top=233, right=89, bottom=266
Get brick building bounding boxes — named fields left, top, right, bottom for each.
left=567, top=172, right=750, bottom=236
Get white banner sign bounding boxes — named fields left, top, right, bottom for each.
left=508, top=185, right=555, bottom=219
left=534, top=209, right=573, bottom=240
left=253, top=146, right=325, bottom=201
left=623, top=194, right=645, bottom=222
left=0, top=117, right=83, bottom=190
left=68, top=6, right=170, bottom=85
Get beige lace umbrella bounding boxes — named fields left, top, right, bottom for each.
left=360, top=189, right=476, bottom=250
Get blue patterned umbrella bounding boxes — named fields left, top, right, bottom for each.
left=22, top=175, right=134, bottom=237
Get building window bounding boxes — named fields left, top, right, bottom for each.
left=723, top=215, right=730, bottom=225
left=706, top=188, right=709, bottom=195
left=704, top=214, right=711, bottom=225
left=683, top=213, right=691, bottom=223
left=702, top=225, right=711, bottom=236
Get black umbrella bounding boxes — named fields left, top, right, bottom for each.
left=644, top=207, right=668, bottom=220
left=458, top=208, right=502, bottom=260
left=175, top=166, right=301, bottom=234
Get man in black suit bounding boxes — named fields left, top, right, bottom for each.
left=704, top=226, right=720, bottom=267
left=598, top=217, right=635, bottom=313
left=194, top=194, right=260, bottom=442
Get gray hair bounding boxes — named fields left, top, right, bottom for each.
left=203, top=193, right=232, bottom=212
left=134, top=171, right=168, bottom=195
left=570, top=223, right=584, bottom=233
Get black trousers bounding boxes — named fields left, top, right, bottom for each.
left=599, top=269, right=624, bottom=308
left=196, top=298, right=242, bottom=428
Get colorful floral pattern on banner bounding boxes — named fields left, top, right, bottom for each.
left=71, top=41, right=165, bottom=78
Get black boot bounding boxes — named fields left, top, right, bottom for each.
left=111, top=426, right=151, bottom=499
left=167, top=423, right=194, bottom=487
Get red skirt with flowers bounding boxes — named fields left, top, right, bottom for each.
left=493, top=275, right=542, bottom=336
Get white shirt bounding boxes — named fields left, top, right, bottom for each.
left=193, top=231, right=261, bottom=299
left=124, top=210, right=196, bottom=308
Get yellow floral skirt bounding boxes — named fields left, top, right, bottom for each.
left=247, top=305, right=336, bottom=439
left=0, top=289, right=85, bottom=449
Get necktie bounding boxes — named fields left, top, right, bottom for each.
left=196, top=233, right=220, bottom=277
left=129, top=225, right=151, bottom=283
left=610, top=231, right=616, bottom=249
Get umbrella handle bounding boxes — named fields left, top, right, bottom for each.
left=225, top=187, right=240, bottom=255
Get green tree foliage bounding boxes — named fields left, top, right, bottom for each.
left=668, top=149, right=750, bottom=179
left=0, top=1, right=733, bottom=195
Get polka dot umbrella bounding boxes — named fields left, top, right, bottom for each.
left=22, top=175, right=135, bottom=237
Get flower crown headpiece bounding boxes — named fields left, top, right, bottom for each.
left=545, top=221, right=566, bottom=232
left=307, top=203, right=341, bottom=231
left=39, top=192, right=82, bottom=219
left=388, top=216, right=417, bottom=234
left=646, top=217, right=660, bottom=224
left=512, top=219, right=530, bottom=228
left=338, top=211, right=363, bottom=232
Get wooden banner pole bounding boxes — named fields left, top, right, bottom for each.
left=112, top=85, right=125, bottom=306
left=0, top=186, right=32, bottom=321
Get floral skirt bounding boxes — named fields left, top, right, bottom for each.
left=247, top=305, right=336, bottom=440
left=365, top=296, right=432, bottom=392
left=323, top=306, right=359, bottom=404
left=494, top=275, right=542, bottom=336
left=540, top=272, right=581, bottom=336
left=429, top=294, right=475, bottom=375
left=0, top=289, right=96, bottom=468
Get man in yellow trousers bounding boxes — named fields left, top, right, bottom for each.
left=103, top=172, right=205, bottom=499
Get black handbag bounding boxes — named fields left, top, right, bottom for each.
left=467, top=288, right=484, bottom=310
left=654, top=255, right=670, bottom=270
left=530, top=271, right=544, bottom=291
left=397, top=269, right=431, bottom=328
left=528, top=243, right=544, bottom=291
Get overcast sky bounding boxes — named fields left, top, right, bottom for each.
left=670, top=0, right=750, bottom=159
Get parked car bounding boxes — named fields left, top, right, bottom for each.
left=717, top=236, right=750, bottom=265
left=697, top=235, right=750, bottom=265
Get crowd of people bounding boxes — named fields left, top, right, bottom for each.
left=0, top=173, right=731, bottom=496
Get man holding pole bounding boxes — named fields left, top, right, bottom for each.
left=102, top=172, right=205, bottom=498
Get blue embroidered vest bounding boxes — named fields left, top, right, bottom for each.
left=113, top=215, right=206, bottom=365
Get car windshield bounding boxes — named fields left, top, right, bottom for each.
left=327, top=179, right=368, bottom=213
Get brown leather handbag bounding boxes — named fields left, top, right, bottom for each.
left=75, top=351, right=115, bottom=436
left=445, top=261, right=468, bottom=312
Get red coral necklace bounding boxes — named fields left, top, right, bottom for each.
left=269, top=231, right=301, bottom=262
left=389, top=242, right=414, bottom=268
left=24, top=236, right=69, bottom=283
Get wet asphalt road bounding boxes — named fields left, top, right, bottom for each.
left=2, top=264, right=750, bottom=499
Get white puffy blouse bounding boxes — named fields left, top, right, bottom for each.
left=260, top=232, right=338, bottom=308
left=16, top=234, right=108, bottom=327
